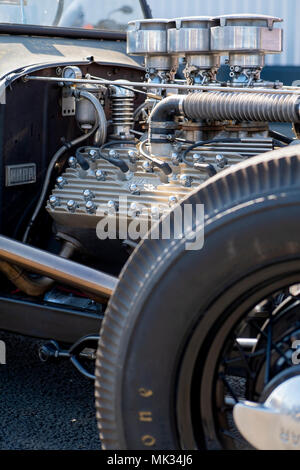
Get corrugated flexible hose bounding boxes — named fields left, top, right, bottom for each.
left=182, top=92, right=300, bottom=123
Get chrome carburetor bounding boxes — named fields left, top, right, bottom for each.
left=168, top=16, right=221, bottom=84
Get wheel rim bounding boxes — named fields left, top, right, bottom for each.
left=176, top=260, right=300, bottom=449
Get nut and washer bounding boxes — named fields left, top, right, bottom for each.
left=56, top=176, right=67, bottom=189
left=108, top=149, right=118, bottom=158
left=129, top=202, right=141, bottom=217
left=85, top=201, right=97, bottom=214
left=180, top=174, right=193, bottom=187
left=68, top=157, right=77, bottom=169
left=89, top=149, right=98, bottom=161
left=168, top=195, right=178, bottom=207
left=67, top=200, right=78, bottom=212
left=142, top=161, right=153, bottom=173
left=106, top=200, right=119, bottom=214
left=95, top=169, right=107, bottom=181
left=151, top=206, right=160, bottom=219
left=129, top=183, right=140, bottom=195
left=215, top=154, right=228, bottom=168
left=49, top=196, right=61, bottom=209
left=82, top=189, right=95, bottom=201
left=171, top=152, right=180, bottom=166
left=192, top=153, right=205, bottom=163
left=128, top=150, right=138, bottom=163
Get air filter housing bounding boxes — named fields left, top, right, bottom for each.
left=211, top=14, right=283, bottom=68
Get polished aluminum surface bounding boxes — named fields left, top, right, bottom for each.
left=185, top=54, right=220, bottom=69
left=46, top=140, right=272, bottom=240
left=234, top=376, right=300, bottom=449
left=213, top=13, right=282, bottom=28
left=168, top=16, right=214, bottom=55
left=229, top=53, right=265, bottom=67
left=144, top=55, right=175, bottom=71
left=211, top=14, right=283, bottom=54
left=127, top=18, right=173, bottom=56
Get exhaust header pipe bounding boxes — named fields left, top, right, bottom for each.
left=0, top=236, right=117, bottom=299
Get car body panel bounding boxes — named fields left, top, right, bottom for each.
left=0, top=32, right=142, bottom=80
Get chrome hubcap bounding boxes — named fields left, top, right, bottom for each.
left=234, top=375, right=300, bottom=449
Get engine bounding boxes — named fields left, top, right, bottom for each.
left=44, top=14, right=291, bottom=247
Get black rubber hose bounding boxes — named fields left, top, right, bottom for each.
left=98, top=141, right=136, bottom=173
left=269, top=129, right=294, bottom=144
left=75, top=149, right=90, bottom=170
left=193, top=162, right=217, bottom=177
left=181, top=138, right=243, bottom=168
left=139, top=140, right=172, bottom=176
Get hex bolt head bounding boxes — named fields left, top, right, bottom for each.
left=68, top=157, right=77, bottom=169
left=168, top=195, right=178, bottom=207
left=215, top=154, right=228, bottom=169
left=85, top=201, right=97, bottom=214
left=171, top=152, right=180, bottom=166
left=56, top=176, right=67, bottom=189
left=106, top=200, right=118, bottom=214
left=151, top=206, right=160, bottom=219
left=193, top=154, right=206, bottom=164
left=129, top=202, right=140, bottom=218
left=49, top=196, right=60, bottom=208
left=95, top=169, right=107, bottom=181
left=128, top=150, right=138, bottom=163
left=82, top=189, right=95, bottom=201
left=180, top=174, right=192, bottom=187
left=108, top=149, right=117, bottom=158
left=129, top=183, right=140, bottom=195
left=142, top=161, right=153, bottom=173
left=67, top=200, right=78, bottom=212
left=89, top=149, right=98, bottom=161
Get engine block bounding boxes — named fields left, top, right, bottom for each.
left=47, top=138, right=273, bottom=239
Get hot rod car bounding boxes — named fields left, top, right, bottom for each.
left=0, top=0, right=299, bottom=451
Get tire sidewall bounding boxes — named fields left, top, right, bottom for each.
left=108, top=191, right=300, bottom=449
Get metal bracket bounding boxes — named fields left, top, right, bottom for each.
left=38, top=335, right=99, bottom=380
left=62, top=86, right=76, bottom=116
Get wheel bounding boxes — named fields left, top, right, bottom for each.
left=95, top=145, right=300, bottom=450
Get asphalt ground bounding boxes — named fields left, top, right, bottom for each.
left=0, top=331, right=100, bottom=450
